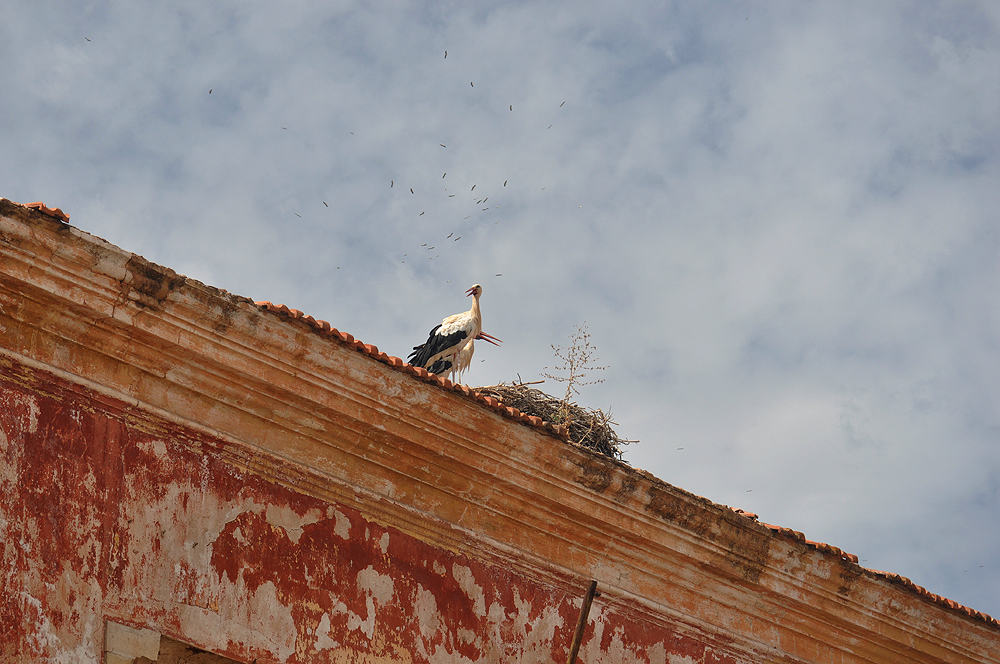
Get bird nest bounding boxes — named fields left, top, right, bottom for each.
left=475, top=382, right=635, bottom=462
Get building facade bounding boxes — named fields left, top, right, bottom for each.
left=1, top=197, right=997, bottom=663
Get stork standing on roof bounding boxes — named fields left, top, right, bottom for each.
left=408, top=284, right=501, bottom=383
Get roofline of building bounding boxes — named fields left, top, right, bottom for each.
left=2, top=197, right=996, bottom=663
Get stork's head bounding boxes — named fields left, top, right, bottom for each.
left=466, top=284, right=483, bottom=298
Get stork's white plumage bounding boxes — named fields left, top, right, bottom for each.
left=409, top=284, right=499, bottom=382
left=427, top=331, right=502, bottom=382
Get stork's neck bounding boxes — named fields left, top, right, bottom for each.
left=469, top=294, right=482, bottom=326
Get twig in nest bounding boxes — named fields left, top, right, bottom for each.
left=475, top=382, right=636, bottom=462
left=515, top=373, right=544, bottom=386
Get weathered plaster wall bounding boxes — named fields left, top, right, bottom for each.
left=0, top=360, right=744, bottom=663
left=2, top=198, right=999, bottom=664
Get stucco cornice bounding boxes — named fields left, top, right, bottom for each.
left=1, top=198, right=996, bottom=663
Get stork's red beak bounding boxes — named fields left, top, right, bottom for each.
left=478, top=332, right=502, bottom=346
left=466, top=287, right=476, bottom=296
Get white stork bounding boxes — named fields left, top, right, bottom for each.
left=408, top=284, right=501, bottom=382
left=426, top=331, right=502, bottom=382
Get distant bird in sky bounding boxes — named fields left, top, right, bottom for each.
left=408, top=284, right=496, bottom=383
left=427, top=331, right=501, bottom=382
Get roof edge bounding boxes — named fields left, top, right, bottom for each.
left=254, top=300, right=571, bottom=441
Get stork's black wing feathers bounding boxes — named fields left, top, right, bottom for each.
left=408, top=325, right=470, bottom=369
left=426, top=357, right=453, bottom=376
left=408, top=325, right=441, bottom=362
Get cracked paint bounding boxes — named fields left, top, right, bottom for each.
left=265, top=504, right=323, bottom=544
left=0, top=358, right=819, bottom=663
left=452, top=565, right=486, bottom=618
left=333, top=507, right=351, bottom=540
left=315, top=612, right=340, bottom=651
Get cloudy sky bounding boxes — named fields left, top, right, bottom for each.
left=3, top=1, right=999, bottom=618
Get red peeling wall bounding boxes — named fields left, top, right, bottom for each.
left=0, top=359, right=749, bottom=664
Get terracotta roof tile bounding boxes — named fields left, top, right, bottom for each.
left=3, top=199, right=71, bottom=222
left=252, top=299, right=997, bottom=630
left=25, top=201, right=70, bottom=222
